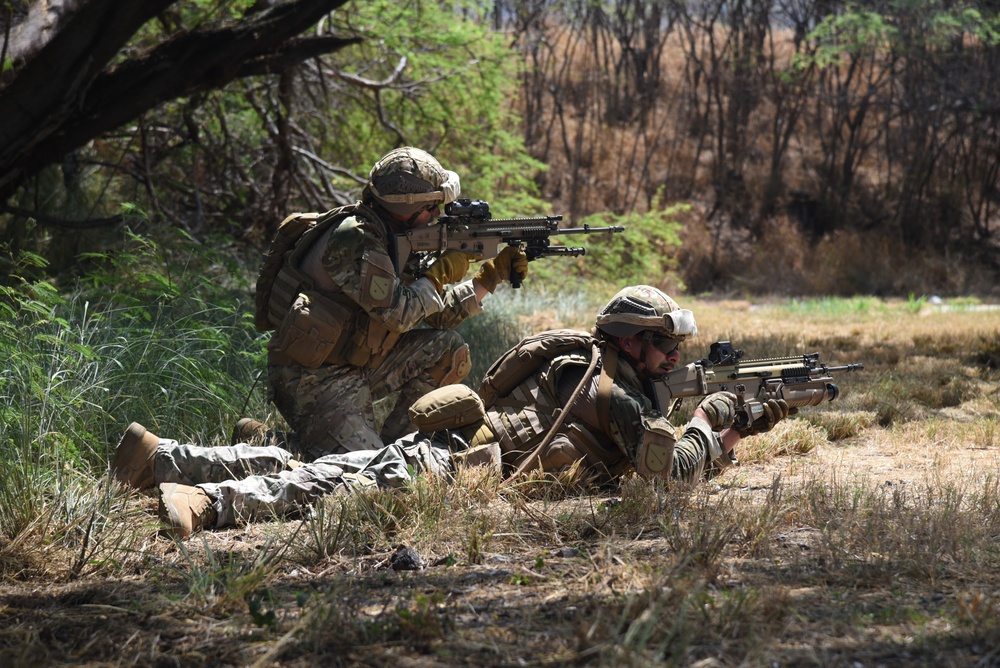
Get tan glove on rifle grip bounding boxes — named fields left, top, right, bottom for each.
left=696, top=391, right=738, bottom=431
left=737, top=398, right=790, bottom=437
left=425, top=251, right=473, bottom=294
left=475, top=246, right=529, bottom=292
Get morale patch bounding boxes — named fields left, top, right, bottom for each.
left=370, top=274, right=392, bottom=302
left=642, top=440, right=672, bottom=473
left=361, top=249, right=396, bottom=308
left=635, top=414, right=676, bottom=479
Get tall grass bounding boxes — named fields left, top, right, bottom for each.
left=0, top=232, right=265, bottom=573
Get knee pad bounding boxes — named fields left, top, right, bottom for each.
left=537, top=436, right=586, bottom=471
left=408, top=383, right=485, bottom=432
left=430, top=343, right=471, bottom=386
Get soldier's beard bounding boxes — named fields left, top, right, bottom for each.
left=641, top=356, right=676, bottom=380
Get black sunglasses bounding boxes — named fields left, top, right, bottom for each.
left=648, top=334, right=680, bottom=355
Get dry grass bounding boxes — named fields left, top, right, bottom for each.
left=1, top=299, right=999, bottom=666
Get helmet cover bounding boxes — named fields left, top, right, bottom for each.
left=595, top=285, right=697, bottom=340
left=367, top=147, right=460, bottom=217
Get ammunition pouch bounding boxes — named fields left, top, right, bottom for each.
left=272, top=291, right=356, bottom=368
left=271, top=290, right=402, bottom=369
left=408, top=384, right=486, bottom=433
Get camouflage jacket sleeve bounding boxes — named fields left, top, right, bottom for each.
left=424, top=279, right=483, bottom=329
left=670, top=417, right=728, bottom=482
left=321, top=217, right=479, bottom=332
left=601, top=385, right=728, bottom=481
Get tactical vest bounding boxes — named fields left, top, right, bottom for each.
left=478, top=330, right=629, bottom=474
left=257, top=203, right=401, bottom=369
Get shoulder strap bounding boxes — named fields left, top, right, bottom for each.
left=597, top=344, right=619, bottom=437
left=285, top=204, right=357, bottom=268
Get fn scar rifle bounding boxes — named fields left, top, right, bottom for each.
left=652, top=341, right=865, bottom=432
left=396, top=198, right=625, bottom=287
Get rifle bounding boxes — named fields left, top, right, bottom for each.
left=396, top=198, right=625, bottom=287
left=652, top=341, right=865, bottom=432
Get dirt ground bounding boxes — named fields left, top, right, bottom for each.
left=2, top=421, right=998, bottom=667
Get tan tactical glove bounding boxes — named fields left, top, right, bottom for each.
left=474, top=245, right=529, bottom=293
left=425, top=251, right=473, bottom=294
left=737, top=398, right=791, bottom=437
left=696, top=391, right=739, bottom=431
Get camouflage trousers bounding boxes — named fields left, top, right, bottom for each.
left=268, top=328, right=469, bottom=460
left=153, top=439, right=295, bottom=485
left=154, top=432, right=455, bottom=528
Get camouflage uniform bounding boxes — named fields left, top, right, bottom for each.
left=154, top=431, right=461, bottom=528
left=265, top=204, right=481, bottom=460
left=260, top=149, right=480, bottom=460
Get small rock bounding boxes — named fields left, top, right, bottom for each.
left=390, top=545, right=424, bottom=571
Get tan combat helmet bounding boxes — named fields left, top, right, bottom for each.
left=595, top=285, right=698, bottom=340
left=365, top=147, right=461, bottom=217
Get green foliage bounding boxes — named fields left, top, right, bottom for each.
left=906, top=292, right=928, bottom=313
left=808, top=5, right=900, bottom=66
left=319, top=0, right=545, bottom=210
left=0, top=235, right=164, bottom=572
left=0, top=229, right=267, bottom=552
left=534, top=192, right=686, bottom=292
left=581, top=193, right=690, bottom=289
left=779, top=295, right=885, bottom=316
left=807, top=0, right=1000, bottom=68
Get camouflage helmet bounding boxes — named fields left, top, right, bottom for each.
left=595, top=285, right=698, bottom=340
left=366, top=147, right=461, bottom=217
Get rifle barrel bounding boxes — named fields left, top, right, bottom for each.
left=822, top=363, right=865, bottom=372
left=556, top=225, right=626, bottom=234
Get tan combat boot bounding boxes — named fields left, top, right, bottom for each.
left=158, top=483, right=218, bottom=539
left=230, top=418, right=268, bottom=446
left=111, top=422, right=160, bottom=490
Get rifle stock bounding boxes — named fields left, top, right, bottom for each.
left=653, top=341, right=864, bottom=430
left=396, top=198, right=624, bottom=287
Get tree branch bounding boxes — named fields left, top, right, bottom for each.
left=335, top=56, right=407, bottom=89
left=0, top=205, right=124, bottom=229
left=236, top=35, right=363, bottom=78
left=0, top=0, right=176, bottom=192
left=0, top=0, right=356, bottom=200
